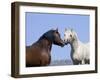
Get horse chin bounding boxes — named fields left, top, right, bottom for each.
left=60, top=43, right=65, bottom=47
left=54, top=42, right=64, bottom=47
left=65, top=42, right=69, bottom=45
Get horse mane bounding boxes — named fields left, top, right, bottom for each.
left=70, top=29, right=78, bottom=40
left=31, top=30, right=55, bottom=47
left=38, top=30, right=54, bottom=41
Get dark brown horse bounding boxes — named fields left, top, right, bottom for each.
left=26, top=29, right=64, bottom=67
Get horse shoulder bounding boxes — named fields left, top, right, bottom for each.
left=73, top=42, right=84, bottom=60
left=71, top=50, right=80, bottom=61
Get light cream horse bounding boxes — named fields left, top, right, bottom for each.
left=64, top=28, right=90, bottom=65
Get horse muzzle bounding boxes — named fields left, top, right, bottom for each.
left=59, top=41, right=65, bottom=47
left=63, top=39, right=70, bottom=45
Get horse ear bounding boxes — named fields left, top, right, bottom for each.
left=56, top=28, right=58, bottom=32
left=71, top=28, right=73, bottom=32
left=65, top=28, right=67, bottom=31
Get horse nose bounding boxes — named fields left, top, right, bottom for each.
left=61, top=40, right=65, bottom=47
left=64, top=39, right=67, bottom=42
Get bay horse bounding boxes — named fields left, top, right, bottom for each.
left=64, top=28, right=90, bottom=65
left=26, top=28, right=64, bottom=67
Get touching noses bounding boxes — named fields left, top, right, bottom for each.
left=64, top=39, right=66, bottom=42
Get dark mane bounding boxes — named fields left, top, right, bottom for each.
left=38, top=30, right=54, bottom=41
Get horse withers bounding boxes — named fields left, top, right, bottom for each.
left=64, top=28, right=90, bottom=65
left=26, top=28, right=64, bottom=67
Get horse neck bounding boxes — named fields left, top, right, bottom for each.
left=37, top=38, right=52, bottom=51
left=70, top=35, right=79, bottom=52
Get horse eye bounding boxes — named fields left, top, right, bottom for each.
left=70, top=34, right=72, bottom=37
left=56, top=31, right=58, bottom=34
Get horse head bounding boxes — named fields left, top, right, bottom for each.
left=43, top=28, right=64, bottom=47
left=64, top=28, right=77, bottom=45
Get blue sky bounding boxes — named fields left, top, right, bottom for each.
left=25, top=12, right=89, bottom=61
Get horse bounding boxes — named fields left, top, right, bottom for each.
left=63, top=28, right=90, bottom=65
left=26, top=28, right=64, bottom=67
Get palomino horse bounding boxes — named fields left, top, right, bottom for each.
left=64, top=28, right=90, bottom=65
left=26, top=28, right=64, bottom=67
